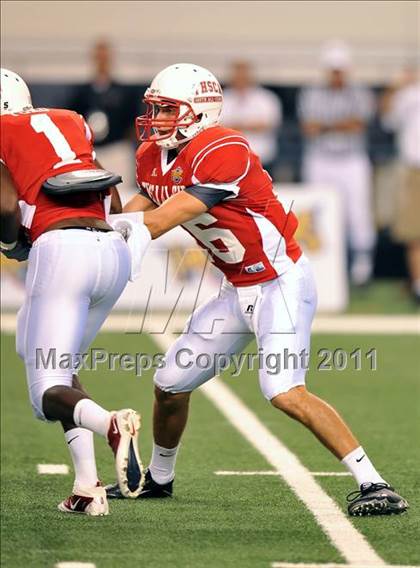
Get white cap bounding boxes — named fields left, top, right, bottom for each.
left=320, top=40, right=352, bottom=70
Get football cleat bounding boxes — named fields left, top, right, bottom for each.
left=139, top=469, right=173, bottom=499
left=105, top=469, right=173, bottom=499
left=58, top=482, right=109, bottom=516
left=107, top=409, right=144, bottom=498
left=347, top=482, right=409, bottom=516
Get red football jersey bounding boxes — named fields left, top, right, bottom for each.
left=136, top=125, right=302, bottom=286
left=0, top=108, right=107, bottom=242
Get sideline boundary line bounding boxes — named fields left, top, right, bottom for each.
left=1, top=312, right=419, bottom=335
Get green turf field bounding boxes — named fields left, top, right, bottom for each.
left=1, top=331, right=419, bottom=568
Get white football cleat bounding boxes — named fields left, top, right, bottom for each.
left=58, top=482, right=109, bottom=516
left=107, top=408, right=144, bottom=498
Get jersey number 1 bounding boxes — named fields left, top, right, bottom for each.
left=30, top=114, right=82, bottom=169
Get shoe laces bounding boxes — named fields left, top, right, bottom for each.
left=346, top=482, right=391, bottom=502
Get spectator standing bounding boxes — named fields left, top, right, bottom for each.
left=298, top=41, right=376, bottom=286
left=381, top=67, right=420, bottom=303
left=68, top=40, right=139, bottom=201
left=221, top=60, right=282, bottom=177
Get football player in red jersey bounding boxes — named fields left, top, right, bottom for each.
left=105, top=64, right=407, bottom=516
left=0, top=69, right=145, bottom=515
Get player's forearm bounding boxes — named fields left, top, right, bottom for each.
left=0, top=164, right=20, bottom=244
left=143, top=209, right=186, bottom=239
left=143, top=193, right=207, bottom=239
left=109, top=187, right=122, bottom=214
left=123, top=194, right=157, bottom=213
left=0, top=209, right=20, bottom=246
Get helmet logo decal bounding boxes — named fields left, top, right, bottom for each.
left=199, top=81, right=222, bottom=94
left=194, top=95, right=223, bottom=104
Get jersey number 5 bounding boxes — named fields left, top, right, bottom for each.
left=183, top=213, right=245, bottom=264
left=30, top=114, right=82, bottom=170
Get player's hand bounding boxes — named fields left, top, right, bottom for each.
left=109, top=212, right=145, bottom=240
left=108, top=212, right=152, bottom=281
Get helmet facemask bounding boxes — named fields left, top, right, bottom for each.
left=136, top=95, right=201, bottom=149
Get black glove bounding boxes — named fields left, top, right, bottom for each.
left=1, top=229, right=31, bottom=262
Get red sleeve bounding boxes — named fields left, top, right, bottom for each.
left=192, top=140, right=250, bottom=184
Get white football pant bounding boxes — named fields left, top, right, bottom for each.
left=154, top=254, right=317, bottom=400
left=16, top=229, right=131, bottom=420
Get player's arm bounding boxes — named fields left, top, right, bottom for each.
left=124, top=193, right=157, bottom=213
left=143, top=191, right=208, bottom=238
left=0, top=163, right=30, bottom=261
left=94, top=158, right=122, bottom=214
left=0, top=162, right=20, bottom=247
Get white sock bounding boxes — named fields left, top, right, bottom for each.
left=65, top=427, right=98, bottom=488
left=341, top=446, right=387, bottom=487
left=149, top=443, right=179, bottom=485
left=73, top=399, right=111, bottom=438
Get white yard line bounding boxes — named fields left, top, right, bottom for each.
left=37, top=464, right=69, bottom=475
left=1, top=312, right=419, bottom=335
left=312, top=472, right=352, bottom=477
left=154, top=332, right=384, bottom=567
left=215, top=470, right=351, bottom=477
left=215, top=470, right=282, bottom=476
left=54, top=563, right=96, bottom=568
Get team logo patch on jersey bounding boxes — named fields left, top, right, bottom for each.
left=245, top=261, right=266, bottom=274
left=171, top=166, right=184, bottom=184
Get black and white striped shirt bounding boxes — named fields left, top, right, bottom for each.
left=298, top=84, right=375, bottom=155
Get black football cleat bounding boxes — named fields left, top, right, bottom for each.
left=105, top=481, right=125, bottom=499
left=347, top=482, right=409, bottom=516
left=105, top=469, right=173, bottom=499
left=139, top=469, right=173, bottom=499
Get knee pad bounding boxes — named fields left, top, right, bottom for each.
left=28, top=374, right=73, bottom=421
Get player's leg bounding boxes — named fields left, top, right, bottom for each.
left=75, top=232, right=144, bottom=498
left=17, top=231, right=135, bottom=512
left=107, top=282, right=252, bottom=498
left=16, top=260, right=109, bottom=515
left=151, top=284, right=251, bottom=476
left=255, top=256, right=408, bottom=515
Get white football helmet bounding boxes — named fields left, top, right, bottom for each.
left=0, top=68, right=33, bottom=115
left=136, top=63, right=223, bottom=149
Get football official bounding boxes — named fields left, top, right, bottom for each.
left=298, top=41, right=376, bottom=286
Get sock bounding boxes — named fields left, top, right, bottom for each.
left=65, top=427, right=98, bottom=488
left=73, top=399, right=111, bottom=438
left=341, top=446, right=387, bottom=487
left=149, top=443, right=180, bottom=485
